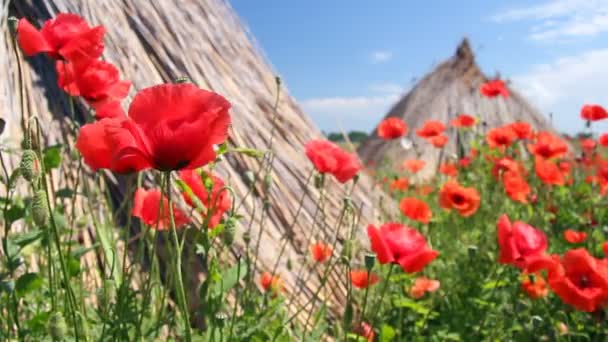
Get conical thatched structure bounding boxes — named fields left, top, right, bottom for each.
left=357, top=38, right=557, bottom=180
left=1, top=0, right=391, bottom=324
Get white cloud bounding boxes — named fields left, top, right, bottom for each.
left=302, top=94, right=399, bottom=112
left=491, top=0, right=608, bottom=41
left=512, top=48, right=608, bottom=133
left=370, top=50, right=393, bottom=64
left=368, top=82, right=405, bottom=94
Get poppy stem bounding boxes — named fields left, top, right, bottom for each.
left=360, top=270, right=372, bottom=321
left=165, top=172, right=192, bottom=341
left=370, top=264, right=395, bottom=327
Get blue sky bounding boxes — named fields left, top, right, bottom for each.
left=230, top=0, right=608, bottom=134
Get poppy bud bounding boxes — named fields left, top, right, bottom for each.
left=364, top=253, right=376, bottom=270
left=32, top=190, right=49, bottom=227
left=20, top=150, right=41, bottom=185
left=286, top=258, right=293, bottom=271
left=76, top=216, right=88, bottom=229
left=263, top=173, right=273, bottom=191
left=222, top=216, right=237, bottom=246
left=343, top=196, right=353, bottom=209
left=70, top=148, right=80, bottom=161
left=467, top=245, right=478, bottom=259
left=243, top=231, right=251, bottom=245
left=314, top=174, right=325, bottom=189
left=341, top=240, right=353, bottom=260
left=263, top=200, right=271, bottom=212
left=244, top=170, right=256, bottom=186
left=275, top=76, right=282, bottom=86
left=8, top=17, right=18, bottom=38
left=47, top=312, right=67, bottom=340
left=215, top=313, right=228, bottom=328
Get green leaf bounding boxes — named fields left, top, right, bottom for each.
left=231, top=147, right=265, bottom=158
left=15, top=272, right=43, bottom=297
left=380, top=324, right=396, bottom=342
left=43, top=144, right=63, bottom=170
left=55, top=188, right=74, bottom=198
left=393, top=298, right=430, bottom=315
left=211, top=260, right=248, bottom=297
left=11, top=230, right=44, bottom=248
left=71, top=244, right=99, bottom=259
left=482, top=280, right=508, bottom=290
left=67, top=256, right=81, bottom=277
left=6, top=203, right=25, bottom=224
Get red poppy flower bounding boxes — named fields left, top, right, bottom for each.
left=416, top=120, right=445, bottom=138
left=521, top=274, right=549, bottom=299
left=497, top=214, right=548, bottom=270
left=528, top=131, right=568, bottom=160
left=564, top=229, right=587, bottom=244
left=438, top=181, right=480, bottom=217
left=400, top=197, right=432, bottom=224
left=451, top=114, right=476, bottom=128
left=502, top=172, right=531, bottom=204
left=350, top=270, right=380, bottom=289
left=132, top=188, right=190, bottom=230
left=389, top=177, right=409, bottom=192
left=409, top=277, right=440, bottom=299
left=480, top=79, right=509, bottom=98
left=94, top=101, right=126, bottom=119
left=310, top=242, right=333, bottom=263
left=486, top=126, right=517, bottom=149
left=76, top=83, right=231, bottom=172
left=603, top=242, right=608, bottom=257
left=439, top=162, right=458, bottom=177
left=599, top=133, right=608, bottom=147
left=17, top=14, right=105, bottom=63
left=581, top=104, right=608, bottom=122
left=178, top=169, right=231, bottom=229
left=416, top=184, right=434, bottom=196
left=548, top=248, right=608, bottom=312
left=377, top=117, right=408, bottom=140
left=260, top=272, right=284, bottom=293
left=535, top=157, right=565, bottom=186
left=580, top=138, right=596, bottom=153
left=429, top=134, right=449, bottom=148
left=459, top=157, right=472, bottom=168
left=367, top=223, right=438, bottom=273
left=354, top=322, right=375, bottom=342
left=509, top=121, right=533, bottom=140
left=402, top=159, right=426, bottom=173
left=492, top=157, right=525, bottom=179
left=305, top=140, right=361, bottom=183
left=56, top=60, right=130, bottom=110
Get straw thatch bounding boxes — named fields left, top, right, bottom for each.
left=357, top=38, right=558, bottom=180
left=1, top=0, right=391, bottom=326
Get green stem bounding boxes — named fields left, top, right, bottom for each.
left=165, top=172, right=192, bottom=341
left=370, top=264, right=395, bottom=327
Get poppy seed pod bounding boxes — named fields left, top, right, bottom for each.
left=244, top=170, right=255, bottom=186
left=20, top=150, right=41, bottom=184
left=314, top=173, right=325, bottom=189
left=222, top=216, right=237, bottom=246
left=243, top=231, right=251, bottom=245
left=364, top=253, right=376, bottom=270
left=47, top=312, right=67, bottom=340
left=8, top=17, right=18, bottom=38
left=32, top=190, right=49, bottom=227
left=263, top=173, right=273, bottom=191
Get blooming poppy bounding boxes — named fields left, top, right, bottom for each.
left=502, top=172, right=531, bottom=204
left=509, top=121, right=533, bottom=140
left=492, top=157, right=525, bottom=180
left=76, top=83, right=231, bottom=172
left=599, top=133, right=608, bottom=147
left=377, top=117, right=408, bottom=140
left=389, top=177, right=409, bottom=192
left=350, top=270, right=380, bottom=289
left=310, top=242, right=333, bottom=263
left=439, top=162, right=458, bottom=177
left=416, top=120, right=445, bottom=138
left=416, top=184, right=434, bottom=196
left=260, top=272, right=284, bottom=294
left=580, top=138, right=596, bottom=153
left=451, top=114, right=476, bottom=128
left=429, top=134, right=449, bottom=148
left=528, top=131, right=568, bottom=160
left=535, top=157, right=564, bottom=186
left=400, top=197, right=432, bottom=224
left=178, top=169, right=231, bottom=229
left=497, top=214, right=548, bottom=270
left=486, top=126, right=516, bottom=149
left=354, top=322, right=375, bottom=342
left=367, top=223, right=438, bottom=273
left=132, top=188, right=190, bottom=230
left=521, top=274, right=549, bottom=299
left=94, top=101, right=126, bottom=119
left=564, top=229, right=587, bottom=244
left=581, top=104, right=608, bottom=122
left=438, top=181, right=480, bottom=217
left=402, top=159, right=426, bottom=174
left=56, top=60, right=130, bottom=110
left=548, top=248, right=608, bottom=312
left=480, top=79, right=509, bottom=98
left=409, top=277, right=440, bottom=299
left=305, top=140, right=361, bottom=183
left=459, top=156, right=472, bottom=168
left=17, top=14, right=105, bottom=63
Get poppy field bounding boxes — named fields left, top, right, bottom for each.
left=4, top=12, right=608, bottom=341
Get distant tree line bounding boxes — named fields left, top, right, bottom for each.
left=323, top=131, right=369, bottom=143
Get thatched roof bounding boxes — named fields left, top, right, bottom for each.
left=2, top=0, right=391, bottom=324
left=357, top=38, right=557, bottom=180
